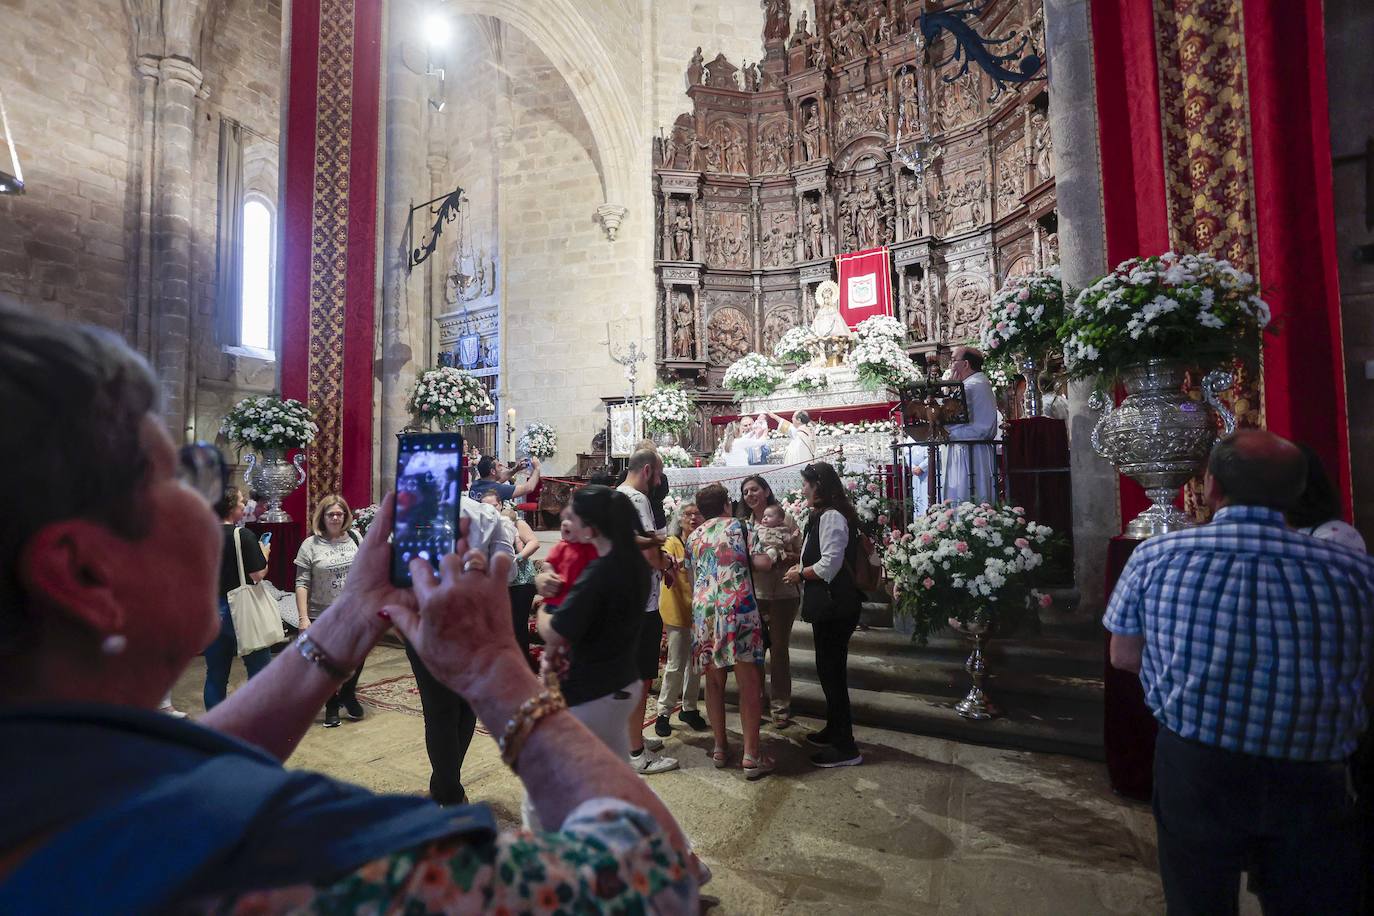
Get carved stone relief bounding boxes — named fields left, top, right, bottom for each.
left=706, top=305, right=752, bottom=365
left=756, top=119, right=792, bottom=174
left=763, top=305, right=798, bottom=354
left=944, top=273, right=990, bottom=343
left=933, top=68, right=981, bottom=133
left=704, top=210, right=750, bottom=268
left=931, top=168, right=987, bottom=236
left=759, top=211, right=797, bottom=268
left=995, top=138, right=1026, bottom=218
left=1030, top=109, right=1054, bottom=183
left=834, top=86, right=889, bottom=148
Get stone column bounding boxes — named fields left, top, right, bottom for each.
left=149, top=56, right=205, bottom=440
left=379, top=0, right=428, bottom=492
left=1044, top=0, right=1119, bottom=616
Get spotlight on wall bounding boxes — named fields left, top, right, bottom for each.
left=0, top=87, right=25, bottom=195
left=423, top=9, right=450, bottom=112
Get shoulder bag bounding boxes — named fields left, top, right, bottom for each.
left=227, top=528, right=285, bottom=656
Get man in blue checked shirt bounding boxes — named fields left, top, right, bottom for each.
left=1105, top=430, right=1373, bottom=915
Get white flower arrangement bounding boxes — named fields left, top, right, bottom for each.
left=980, top=265, right=1066, bottom=366
left=641, top=384, right=694, bottom=433
left=659, top=445, right=693, bottom=468
left=882, top=502, right=1056, bottom=644
left=517, top=422, right=558, bottom=459
left=220, top=396, right=319, bottom=451
left=407, top=367, right=494, bottom=428
left=773, top=325, right=818, bottom=364
left=352, top=503, right=379, bottom=536
left=1060, top=251, right=1273, bottom=385
left=723, top=353, right=786, bottom=398
left=853, top=314, right=906, bottom=342
left=785, top=364, right=830, bottom=392
left=844, top=471, right=894, bottom=539
left=846, top=333, right=921, bottom=391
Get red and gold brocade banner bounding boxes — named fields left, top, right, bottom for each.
left=1091, top=0, right=1352, bottom=523
left=280, top=0, right=382, bottom=521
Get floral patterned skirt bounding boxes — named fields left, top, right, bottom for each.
left=691, top=600, right=766, bottom=674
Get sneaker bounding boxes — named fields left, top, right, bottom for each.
left=158, top=705, right=188, bottom=719
left=810, top=746, right=862, bottom=768
left=341, top=696, right=365, bottom=720
left=323, top=705, right=341, bottom=728
left=804, top=729, right=832, bottom=748
left=678, top=709, right=709, bottom=731
left=654, top=714, right=672, bottom=737
left=630, top=749, right=680, bottom=775
left=641, top=735, right=665, bottom=752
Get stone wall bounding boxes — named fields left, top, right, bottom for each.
left=0, top=0, right=139, bottom=331
left=1325, top=0, right=1374, bottom=539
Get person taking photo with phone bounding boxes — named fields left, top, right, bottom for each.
left=468, top=455, right=541, bottom=505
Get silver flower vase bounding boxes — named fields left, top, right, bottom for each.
left=653, top=429, right=680, bottom=448
left=953, top=613, right=999, bottom=721
left=1018, top=354, right=1043, bottom=418
left=1092, top=360, right=1236, bottom=539
left=243, top=448, right=307, bottom=523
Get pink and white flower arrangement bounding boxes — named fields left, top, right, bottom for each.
left=979, top=265, right=1066, bottom=367
left=407, top=367, right=494, bottom=428
left=641, top=383, right=693, bottom=433
left=517, top=422, right=558, bottom=459
left=221, top=396, right=319, bottom=450
left=723, top=353, right=787, bottom=398
left=881, top=501, right=1055, bottom=644
left=1060, top=251, right=1273, bottom=384
left=658, top=445, right=693, bottom=468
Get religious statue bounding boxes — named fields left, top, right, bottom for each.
left=725, top=130, right=747, bottom=173
left=902, top=175, right=923, bottom=238
left=804, top=201, right=824, bottom=261
left=809, top=280, right=850, bottom=366
left=790, top=9, right=810, bottom=47
left=856, top=179, right=880, bottom=249
left=897, top=70, right=920, bottom=136
left=905, top=272, right=930, bottom=339
left=759, top=121, right=790, bottom=173
left=743, top=62, right=762, bottom=92
left=837, top=192, right=858, bottom=254
left=673, top=292, right=696, bottom=358
left=687, top=47, right=704, bottom=87
left=1031, top=110, right=1054, bottom=180
left=763, top=0, right=790, bottom=43
left=801, top=108, right=822, bottom=161
left=671, top=202, right=693, bottom=261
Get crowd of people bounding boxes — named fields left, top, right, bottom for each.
left=1, top=299, right=1370, bottom=913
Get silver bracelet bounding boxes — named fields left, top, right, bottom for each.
left=295, top=633, right=350, bottom=679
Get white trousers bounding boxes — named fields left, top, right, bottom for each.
left=522, top=680, right=643, bottom=831
left=656, top=624, right=701, bottom=717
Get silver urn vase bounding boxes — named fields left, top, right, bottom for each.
left=1018, top=354, right=1044, bottom=418
left=951, top=613, right=999, bottom=721
left=243, top=448, right=307, bottom=523
left=652, top=429, right=680, bottom=449
left=1092, top=360, right=1236, bottom=539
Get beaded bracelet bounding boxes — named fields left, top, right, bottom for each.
left=498, top=679, right=568, bottom=770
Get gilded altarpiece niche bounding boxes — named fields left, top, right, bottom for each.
left=653, top=0, right=1057, bottom=410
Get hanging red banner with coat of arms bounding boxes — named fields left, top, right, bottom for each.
left=836, top=246, right=893, bottom=329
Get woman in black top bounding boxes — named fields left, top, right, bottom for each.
left=784, top=462, right=863, bottom=767
left=203, top=485, right=273, bottom=710
left=529, top=486, right=650, bottom=827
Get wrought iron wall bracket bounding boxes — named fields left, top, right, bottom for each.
left=406, top=186, right=465, bottom=272
left=919, top=1, right=1044, bottom=100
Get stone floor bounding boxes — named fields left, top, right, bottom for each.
left=168, top=645, right=1252, bottom=915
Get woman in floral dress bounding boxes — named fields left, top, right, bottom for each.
left=686, top=483, right=772, bottom=778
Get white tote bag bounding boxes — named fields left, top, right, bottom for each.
left=227, top=527, right=285, bottom=656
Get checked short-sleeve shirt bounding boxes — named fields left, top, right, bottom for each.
left=1103, top=505, right=1374, bottom=762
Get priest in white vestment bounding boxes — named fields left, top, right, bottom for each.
left=769, top=410, right=816, bottom=465
left=941, top=346, right=999, bottom=504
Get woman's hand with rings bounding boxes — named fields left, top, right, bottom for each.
left=382, top=539, right=524, bottom=699
left=782, top=564, right=803, bottom=585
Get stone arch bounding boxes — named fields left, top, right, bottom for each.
left=443, top=0, right=638, bottom=211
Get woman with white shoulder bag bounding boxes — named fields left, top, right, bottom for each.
left=202, top=485, right=274, bottom=710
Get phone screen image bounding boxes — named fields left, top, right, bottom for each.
left=259, top=532, right=272, bottom=546
left=391, top=432, right=465, bottom=587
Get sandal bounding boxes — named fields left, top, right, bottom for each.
left=742, top=754, right=775, bottom=780
left=710, top=746, right=729, bottom=769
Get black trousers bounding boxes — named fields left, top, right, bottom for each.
left=509, top=582, right=535, bottom=668
left=327, top=662, right=364, bottom=708
left=812, top=611, right=860, bottom=755
left=1152, top=726, right=1360, bottom=916
left=404, top=642, right=477, bottom=806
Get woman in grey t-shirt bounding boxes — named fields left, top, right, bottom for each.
left=294, top=494, right=361, bottom=728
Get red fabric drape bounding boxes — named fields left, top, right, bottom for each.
left=280, top=0, right=382, bottom=521
left=1241, top=0, right=1352, bottom=516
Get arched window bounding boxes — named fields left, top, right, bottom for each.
left=239, top=197, right=274, bottom=350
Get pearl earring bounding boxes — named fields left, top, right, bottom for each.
left=101, top=634, right=128, bottom=656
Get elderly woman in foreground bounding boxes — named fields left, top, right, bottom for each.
left=0, top=304, right=698, bottom=913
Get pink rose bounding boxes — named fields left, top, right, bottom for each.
left=920, top=532, right=933, bottom=544
left=878, top=514, right=889, bottom=526
left=922, top=577, right=935, bottom=589
left=1017, top=289, right=1030, bottom=301
left=1013, top=507, right=1025, bottom=515
left=936, top=521, right=949, bottom=532
left=1038, top=593, right=1053, bottom=609
left=955, top=541, right=969, bottom=553
left=1015, top=537, right=1030, bottom=549
left=989, top=339, right=1000, bottom=349
left=973, top=518, right=988, bottom=527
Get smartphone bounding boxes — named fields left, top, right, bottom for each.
left=259, top=532, right=272, bottom=546
left=390, top=432, right=466, bottom=587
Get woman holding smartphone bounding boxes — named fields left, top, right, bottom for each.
left=293, top=494, right=363, bottom=728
